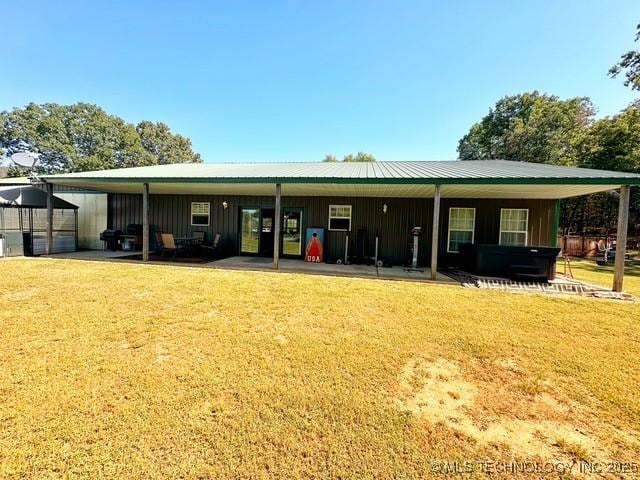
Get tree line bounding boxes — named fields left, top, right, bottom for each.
left=457, top=23, right=640, bottom=237
left=322, top=152, right=376, bottom=162
left=1, top=102, right=201, bottom=176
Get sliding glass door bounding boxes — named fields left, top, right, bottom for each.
left=240, top=208, right=260, bottom=255
left=282, top=208, right=303, bottom=257
left=239, top=207, right=303, bottom=257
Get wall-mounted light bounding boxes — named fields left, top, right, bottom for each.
left=382, top=203, right=388, bottom=214
left=222, top=200, right=229, bottom=209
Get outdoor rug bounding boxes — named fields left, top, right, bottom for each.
left=446, top=269, right=635, bottom=301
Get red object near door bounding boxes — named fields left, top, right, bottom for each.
left=305, top=227, right=324, bottom=262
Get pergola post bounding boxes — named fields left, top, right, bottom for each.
left=613, top=185, right=630, bottom=292
left=273, top=183, right=282, bottom=270
left=430, top=184, right=441, bottom=280
left=46, top=182, right=53, bottom=255
left=142, top=183, right=150, bottom=262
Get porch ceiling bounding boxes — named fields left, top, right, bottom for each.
left=45, top=179, right=624, bottom=199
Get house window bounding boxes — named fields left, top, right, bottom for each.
left=447, top=208, right=475, bottom=253
left=191, top=202, right=210, bottom=226
left=328, top=205, right=352, bottom=231
left=499, top=208, right=529, bottom=246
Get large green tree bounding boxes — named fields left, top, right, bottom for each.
left=322, top=152, right=376, bottom=162
left=563, top=102, right=640, bottom=235
left=609, top=23, right=640, bottom=91
left=136, top=121, right=201, bottom=165
left=0, top=102, right=201, bottom=175
left=580, top=101, right=640, bottom=173
left=458, top=93, right=640, bottom=236
left=457, top=92, right=594, bottom=165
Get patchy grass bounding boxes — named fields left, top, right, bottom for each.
left=1, top=258, right=639, bottom=478
left=558, top=258, right=640, bottom=297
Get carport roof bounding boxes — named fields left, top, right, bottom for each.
left=0, top=186, right=78, bottom=209
left=41, top=160, right=640, bottom=199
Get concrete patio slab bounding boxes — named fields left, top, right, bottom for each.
left=42, top=250, right=455, bottom=284
left=46, top=249, right=142, bottom=260
left=209, top=256, right=455, bottom=283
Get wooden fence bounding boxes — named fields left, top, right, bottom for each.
left=558, top=235, right=640, bottom=257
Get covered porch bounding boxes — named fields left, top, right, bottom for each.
left=43, top=249, right=454, bottom=282
left=41, top=161, right=639, bottom=292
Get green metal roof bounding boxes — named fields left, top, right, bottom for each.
left=40, top=160, right=640, bottom=199
left=43, top=160, right=640, bottom=185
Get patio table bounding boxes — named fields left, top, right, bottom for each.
left=174, top=236, right=201, bottom=257
left=175, top=236, right=198, bottom=245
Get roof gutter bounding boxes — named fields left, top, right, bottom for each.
left=41, top=176, right=640, bottom=186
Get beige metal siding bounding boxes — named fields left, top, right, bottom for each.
left=57, top=193, right=107, bottom=250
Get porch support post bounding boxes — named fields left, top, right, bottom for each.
left=430, top=184, right=441, bottom=280
left=552, top=199, right=560, bottom=247
left=46, top=182, right=53, bottom=255
left=273, top=183, right=282, bottom=269
left=613, top=185, right=630, bottom=292
left=142, top=183, right=150, bottom=262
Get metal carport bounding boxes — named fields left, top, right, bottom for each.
left=0, top=186, right=78, bottom=256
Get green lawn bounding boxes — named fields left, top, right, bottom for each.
left=1, top=258, right=639, bottom=478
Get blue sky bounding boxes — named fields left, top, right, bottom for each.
left=2, top=1, right=639, bottom=163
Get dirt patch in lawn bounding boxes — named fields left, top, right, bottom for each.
left=2, top=290, right=34, bottom=301
left=395, top=357, right=603, bottom=461
left=154, top=344, right=173, bottom=364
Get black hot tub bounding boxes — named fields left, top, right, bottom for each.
left=459, top=244, right=561, bottom=282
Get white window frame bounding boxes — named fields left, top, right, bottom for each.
left=447, top=207, right=476, bottom=253
left=499, top=208, right=529, bottom=246
left=328, top=204, right=352, bottom=231
left=191, top=202, right=211, bottom=227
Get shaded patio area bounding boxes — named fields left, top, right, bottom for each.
left=210, top=256, right=454, bottom=282
left=45, top=250, right=455, bottom=283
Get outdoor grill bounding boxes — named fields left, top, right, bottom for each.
left=126, top=223, right=143, bottom=238
left=120, top=223, right=143, bottom=251
left=100, top=229, right=123, bottom=251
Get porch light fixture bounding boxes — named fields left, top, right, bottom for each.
left=222, top=200, right=228, bottom=209
left=382, top=203, right=388, bottom=214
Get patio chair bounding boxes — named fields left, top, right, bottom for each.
left=192, top=231, right=206, bottom=244
left=201, top=232, right=222, bottom=258
left=160, top=233, right=184, bottom=259
left=155, top=231, right=164, bottom=252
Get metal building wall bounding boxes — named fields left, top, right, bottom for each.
left=438, top=198, right=556, bottom=266
left=108, top=193, right=556, bottom=266
left=56, top=192, right=108, bottom=250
